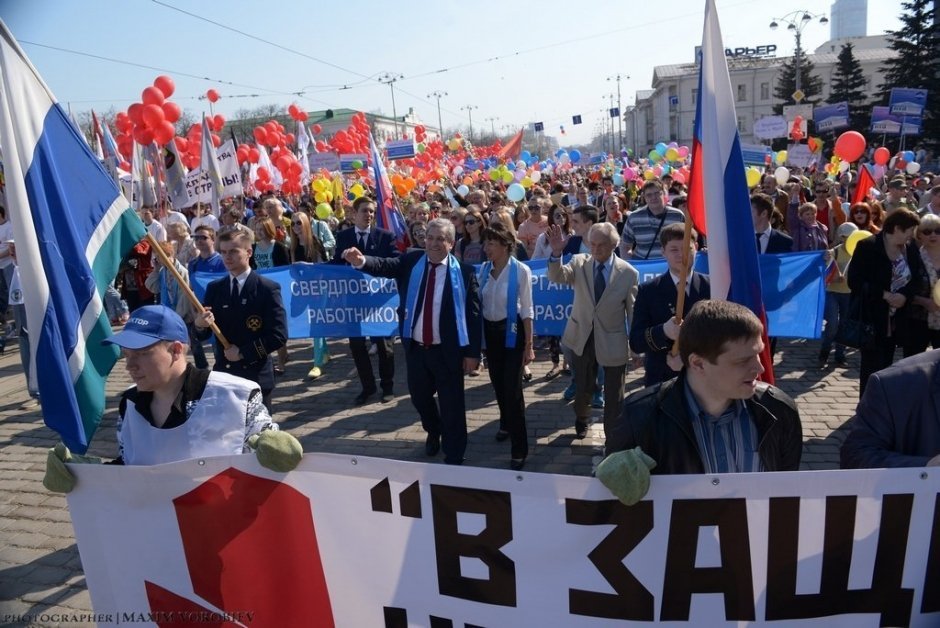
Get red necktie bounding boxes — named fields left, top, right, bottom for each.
left=422, top=263, right=439, bottom=344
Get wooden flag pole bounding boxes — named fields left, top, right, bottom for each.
left=670, top=208, right=696, bottom=356
left=144, top=232, right=231, bottom=349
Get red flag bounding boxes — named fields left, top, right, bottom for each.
left=496, top=129, right=524, bottom=161
left=852, top=164, right=876, bottom=205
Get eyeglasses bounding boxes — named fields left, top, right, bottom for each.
left=815, top=189, right=828, bottom=193
left=464, top=219, right=478, bottom=225
left=291, top=221, right=303, bottom=226
left=921, top=229, right=938, bottom=236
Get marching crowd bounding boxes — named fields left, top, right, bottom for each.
left=18, top=160, right=940, bottom=495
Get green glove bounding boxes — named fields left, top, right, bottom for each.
left=596, top=447, right=657, bottom=506
left=248, top=430, right=303, bottom=473
left=42, top=443, right=101, bottom=493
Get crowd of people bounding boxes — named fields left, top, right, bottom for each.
left=17, top=156, right=940, bottom=487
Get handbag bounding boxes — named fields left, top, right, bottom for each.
left=835, top=287, right=876, bottom=350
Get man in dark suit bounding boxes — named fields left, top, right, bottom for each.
left=334, top=197, right=399, bottom=404
left=344, top=218, right=482, bottom=465
left=841, top=349, right=940, bottom=469
left=194, top=224, right=287, bottom=411
left=751, top=193, right=793, bottom=254
left=630, top=223, right=710, bottom=386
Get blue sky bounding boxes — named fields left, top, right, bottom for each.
left=1, top=0, right=901, bottom=146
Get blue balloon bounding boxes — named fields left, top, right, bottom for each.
left=464, top=159, right=477, bottom=170
left=612, top=173, right=625, bottom=186
left=569, top=149, right=582, bottom=163
left=903, top=150, right=915, bottom=162
left=520, top=150, right=531, bottom=161
left=555, top=149, right=567, bottom=158
left=655, top=142, right=668, bottom=155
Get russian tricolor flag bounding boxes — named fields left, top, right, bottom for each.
left=0, top=20, right=147, bottom=452
left=369, top=132, right=410, bottom=252
left=687, top=0, right=775, bottom=383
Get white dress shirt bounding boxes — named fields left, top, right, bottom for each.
left=413, top=262, right=447, bottom=344
left=482, top=262, right=534, bottom=322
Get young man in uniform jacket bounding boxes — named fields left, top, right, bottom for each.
left=333, top=197, right=399, bottom=403
left=344, top=218, right=482, bottom=465
left=194, top=224, right=287, bottom=411
left=630, top=223, right=711, bottom=386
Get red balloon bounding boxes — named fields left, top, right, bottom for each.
left=142, top=86, right=165, bottom=106
left=153, top=75, right=175, bottom=99
left=834, top=131, right=866, bottom=163
left=213, top=114, right=226, bottom=131
left=312, top=124, right=322, bottom=135
left=206, top=89, right=220, bottom=103
left=276, top=155, right=291, bottom=172
left=298, top=111, right=308, bottom=122
left=257, top=166, right=271, bottom=180
left=174, top=137, right=189, bottom=152
left=154, top=120, right=175, bottom=145
left=286, top=133, right=295, bottom=145
left=133, top=127, right=154, bottom=145
left=288, top=103, right=299, bottom=119
left=873, top=146, right=890, bottom=166
left=141, top=103, right=165, bottom=128
left=253, top=126, right=267, bottom=144
left=161, top=102, right=181, bottom=124
left=127, top=103, right=144, bottom=125
left=211, top=134, right=221, bottom=147
left=248, top=147, right=260, bottom=163
left=414, top=124, right=425, bottom=134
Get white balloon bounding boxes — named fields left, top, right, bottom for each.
left=839, top=160, right=850, bottom=173
left=774, top=166, right=790, bottom=186
left=530, top=170, right=542, bottom=183
left=456, top=184, right=470, bottom=197
left=452, top=166, right=464, bottom=177
left=906, top=161, right=921, bottom=175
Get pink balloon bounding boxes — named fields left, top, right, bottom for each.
left=623, top=167, right=637, bottom=181
left=678, top=146, right=690, bottom=159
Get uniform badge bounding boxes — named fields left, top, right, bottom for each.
left=246, top=315, right=263, bottom=331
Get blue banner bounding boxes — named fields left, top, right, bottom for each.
left=888, top=87, right=928, bottom=117
left=191, top=252, right=825, bottom=341
left=813, top=102, right=849, bottom=133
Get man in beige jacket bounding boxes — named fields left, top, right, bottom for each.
left=547, top=222, right=638, bottom=442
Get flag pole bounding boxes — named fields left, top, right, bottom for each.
left=145, top=232, right=231, bottom=348
left=670, top=208, right=695, bottom=355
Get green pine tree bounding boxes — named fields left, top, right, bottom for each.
left=772, top=46, right=824, bottom=115
left=878, top=0, right=940, bottom=149
left=827, top=43, right=869, bottom=132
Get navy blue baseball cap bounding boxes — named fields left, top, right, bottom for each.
left=102, top=305, right=189, bottom=349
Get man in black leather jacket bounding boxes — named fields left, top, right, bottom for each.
left=605, top=300, right=802, bottom=474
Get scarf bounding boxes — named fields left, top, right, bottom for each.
left=479, top=257, right=519, bottom=347
left=403, top=254, right=469, bottom=346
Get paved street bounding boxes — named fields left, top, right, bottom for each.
left=0, top=336, right=861, bottom=626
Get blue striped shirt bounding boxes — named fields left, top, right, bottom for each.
left=683, top=379, right=763, bottom=473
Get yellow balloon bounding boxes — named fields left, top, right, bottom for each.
left=520, top=176, right=533, bottom=188
left=313, top=179, right=329, bottom=193
left=775, top=150, right=788, bottom=165
left=643, top=169, right=656, bottom=180
left=745, top=167, right=761, bottom=188
left=350, top=183, right=364, bottom=199
left=665, top=147, right=679, bottom=162
left=315, top=203, right=332, bottom=219
left=501, top=171, right=514, bottom=184
left=845, top=230, right=873, bottom=256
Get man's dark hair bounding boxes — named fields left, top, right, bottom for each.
left=881, top=208, right=920, bottom=234
left=679, top=300, right=763, bottom=367
left=641, top=180, right=664, bottom=195
left=194, top=225, right=216, bottom=239
left=352, top=196, right=376, bottom=212
left=750, top=193, right=774, bottom=217
left=660, top=222, right=696, bottom=247
left=573, top=204, right=599, bottom=225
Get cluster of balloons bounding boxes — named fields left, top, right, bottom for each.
left=113, top=75, right=182, bottom=154
left=313, top=111, right=372, bottom=155
left=390, top=172, right=418, bottom=197
left=287, top=103, right=309, bottom=122
left=648, top=141, right=690, bottom=165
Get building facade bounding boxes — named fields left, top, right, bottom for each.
left=830, top=0, right=868, bottom=40
left=624, top=35, right=895, bottom=156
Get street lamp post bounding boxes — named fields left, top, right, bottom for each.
left=607, top=73, right=628, bottom=153
left=460, top=105, right=479, bottom=142
left=427, top=90, right=447, bottom=139
left=485, top=116, right=500, bottom=138
left=378, top=72, right=404, bottom=136
left=769, top=11, right=828, bottom=99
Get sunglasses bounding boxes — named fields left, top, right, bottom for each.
left=854, top=210, right=868, bottom=215
left=921, top=229, right=938, bottom=236
left=193, top=235, right=209, bottom=241
left=815, top=189, right=828, bottom=193
left=464, top=219, right=478, bottom=225
left=291, top=221, right=303, bottom=226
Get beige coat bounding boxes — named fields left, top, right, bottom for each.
left=548, top=254, right=638, bottom=366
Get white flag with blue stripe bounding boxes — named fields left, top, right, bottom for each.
left=0, top=19, right=147, bottom=453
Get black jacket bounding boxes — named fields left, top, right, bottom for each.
left=605, top=372, right=803, bottom=472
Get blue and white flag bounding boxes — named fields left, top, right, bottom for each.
left=0, top=19, right=147, bottom=453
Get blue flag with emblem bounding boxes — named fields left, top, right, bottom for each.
left=0, top=19, right=147, bottom=453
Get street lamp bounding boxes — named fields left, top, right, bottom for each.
left=769, top=10, right=828, bottom=98
left=377, top=72, right=404, bottom=136
left=460, top=105, right=479, bottom=142
left=607, top=73, right=629, bottom=153
left=484, top=116, right=500, bottom=138
left=427, top=90, right=447, bottom=139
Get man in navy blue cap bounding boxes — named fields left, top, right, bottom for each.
left=43, top=305, right=302, bottom=492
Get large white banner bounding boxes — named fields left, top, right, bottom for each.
left=182, top=140, right=242, bottom=206
left=66, top=455, right=940, bottom=626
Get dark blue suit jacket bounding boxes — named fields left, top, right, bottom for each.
left=197, top=271, right=287, bottom=391
left=563, top=236, right=584, bottom=257
left=841, top=349, right=940, bottom=469
left=764, top=229, right=794, bottom=254
left=361, top=250, right=482, bottom=360
left=629, top=271, right=710, bottom=386
left=333, top=226, right=398, bottom=262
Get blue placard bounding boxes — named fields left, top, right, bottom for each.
left=339, top=153, right=369, bottom=173
left=888, top=88, right=928, bottom=117
left=813, top=102, right=850, bottom=133
left=385, top=139, right=415, bottom=161
left=871, top=106, right=922, bottom=136
left=740, top=144, right=772, bottom=167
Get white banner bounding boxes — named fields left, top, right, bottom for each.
left=183, top=140, right=242, bottom=205
left=787, top=143, right=819, bottom=169
left=66, top=455, right=940, bottom=627
left=753, top=115, right=788, bottom=140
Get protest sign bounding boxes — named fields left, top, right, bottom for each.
left=67, top=455, right=940, bottom=627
